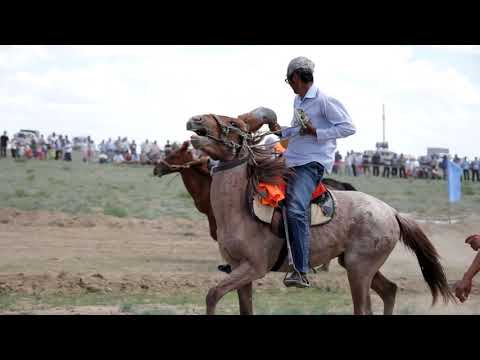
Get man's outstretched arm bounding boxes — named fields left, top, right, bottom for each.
left=454, top=234, right=480, bottom=302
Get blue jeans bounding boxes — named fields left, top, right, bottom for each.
left=286, top=162, right=324, bottom=273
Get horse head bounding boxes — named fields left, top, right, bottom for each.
left=186, top=114, right=250, bottom=161
left=153, top=140, right=193, bottom=177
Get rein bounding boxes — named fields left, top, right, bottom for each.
left=158, top=158, right=197, bottom=171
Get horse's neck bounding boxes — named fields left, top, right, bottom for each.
left=181, top=169, right=211, bottom=214
left=210, top=163, right=248, bottom=220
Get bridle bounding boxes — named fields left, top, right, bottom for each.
left=157, top=158, right=192, bottom=171
left=191, top=113, right=299, bottom=171
left=156, top=156, right=211, bottom=177
left=203, top=114, right=254, bottom=158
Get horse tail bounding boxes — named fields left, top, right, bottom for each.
left=322, top=178, right=357, bottom=191
left=341, top=182, right=357, bottom=191
left=395, top=213, right=455, bottom=305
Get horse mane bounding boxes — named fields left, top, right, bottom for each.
left=245, top=146, right=292, bottom=202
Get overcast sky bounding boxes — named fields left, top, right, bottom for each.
left=1, top=45, right=479, bottom=157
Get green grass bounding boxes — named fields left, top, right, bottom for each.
left=2, top=154, right=480, bottom=221
left=139, top=308, right=177, bottom=315
left=0, top=153, right=201, bottom=221
left=119, top=302, right=135, bottom=313
left=103, top=204, right=129, bottom=218
left=0, top=287, right=353, bottom=315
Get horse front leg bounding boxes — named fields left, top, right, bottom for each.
left=206, top=262, right=261, bottom=315
left=237, top=282, right=253, bottom=315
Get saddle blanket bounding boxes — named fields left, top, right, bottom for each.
left=253, top=188, right=335, bottom=227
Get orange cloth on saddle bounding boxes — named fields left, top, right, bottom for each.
left=257, top=181, right=328, bottom=208
left=257, top=142, right=327, bottom=207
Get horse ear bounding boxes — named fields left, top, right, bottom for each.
left=181, top=141, right=190, bottom=150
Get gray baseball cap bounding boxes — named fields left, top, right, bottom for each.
left=286, top=56, right=315, bottom=78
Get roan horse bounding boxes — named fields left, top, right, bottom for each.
left=186, top=113, right=454, bottom=315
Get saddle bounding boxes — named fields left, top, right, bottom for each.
left=250, top=181, right=336, bottom=230
left=248, top=181, right=336, bottom=273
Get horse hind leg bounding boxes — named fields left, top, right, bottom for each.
left=337, top=254, right=372, bottom=314
left=340, top=252, right=378, bottom=315
left=345, top=265, right=375, bottom=315
left=237, top=282, right=253, bottom=315
left=371, top=271, right=397, bottom=315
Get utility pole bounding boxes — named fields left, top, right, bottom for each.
left=375, top=104, right=388, bottom=150
left=382, top=104, right=386, bottom=144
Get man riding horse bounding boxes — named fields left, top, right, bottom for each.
left=268, top=56, right=356, bottom=288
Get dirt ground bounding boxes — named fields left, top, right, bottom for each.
left=0, top=208, right=479, bottom=315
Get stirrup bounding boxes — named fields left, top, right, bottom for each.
left=283, top=271, right=310, bottom=288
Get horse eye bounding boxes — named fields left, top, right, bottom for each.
left=230, top=122, right=238, bottom=127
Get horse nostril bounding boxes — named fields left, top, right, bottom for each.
left=193, top=116, right=203, bottom=123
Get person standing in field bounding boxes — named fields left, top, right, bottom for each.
left=130, top=140, right=138, bottom=161
left=9, top=138, right=17, bottom=158
left=404, top=156, right=412, bottom=178
left=30, top=138, right=37, bottom=160
left=382, top=154, right=391, bottom=178
left=351, top=151, right=358, bottom=177
left=140, top=139, right=150, bottom=162
left=82, top=138, right=89, bottom=162
left=87, top=137, right=96, bottom=162
left=471, top=157, right=480, bottom=182
left=372, top=150, right=381, bottom=177
left=55, top=135, right=63, bottom=160
left=462, top=157, right=470, bottom=182
left=37, top=134, right=46, bottom=160
left=399, top=154, right=406, bottom=178
left=48, top=132, right=57, bottom=160
left=362, top=151, right=371, bottom=176
left=63, top=136, right=72, bottom=161
left=164, top=140, right=172, bottom=157
left=332, top=150, right=342, bottom=174
left=1, top=131, right=9, bottom=158
left=440, top=155, right=448, bottom=180
left=391, top=153, right=398, bottom=177
left=345, top=151, right=352, bottom=176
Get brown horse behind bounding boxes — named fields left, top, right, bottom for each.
left=154, top=141, right=217, bottom=241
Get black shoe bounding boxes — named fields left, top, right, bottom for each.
left=218, top=264, right=232, bottom=274
left=283, top=271, right=310, bottom=288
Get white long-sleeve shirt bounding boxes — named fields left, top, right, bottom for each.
left=281, top=85, right=356, bottom=172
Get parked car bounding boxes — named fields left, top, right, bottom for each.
left=15, top=129, right=39, bottom=143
